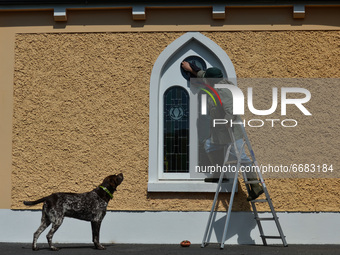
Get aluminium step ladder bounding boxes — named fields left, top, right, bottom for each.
left=201, top=126, right=288, bottom=249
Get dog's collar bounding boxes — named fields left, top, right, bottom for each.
left=99, top=186, right=113, bottom=199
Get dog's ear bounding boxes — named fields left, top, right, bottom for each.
left=116, top=173, right=124, bottom=185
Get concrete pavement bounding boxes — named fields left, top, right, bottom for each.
left=1, top=243, right=339, bottom=255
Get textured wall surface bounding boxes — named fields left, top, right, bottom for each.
left=12, top=31, right=340, bottom=211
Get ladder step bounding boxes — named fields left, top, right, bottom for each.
left=245, top=180, right=261, bottom=184
left=251, top=199, right=268, bottom=203
left=204, top=178, right=229, bottom=183
left=261, top=235, right=284, bottom=239
left=255, top=217, right=276, bottom=221
left=225, top=160, right=254, bottom=164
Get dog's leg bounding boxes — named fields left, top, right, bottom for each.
left=91, top=220, right=105, bottom=250
left=46, top=218, right=63, bottom=251
left=32, top=211, right=51, bottom=251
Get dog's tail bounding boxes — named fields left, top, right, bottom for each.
left=23, top=197, right=47, bottom=206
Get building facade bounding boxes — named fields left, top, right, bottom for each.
left=0, top=1, right=339, bottom=244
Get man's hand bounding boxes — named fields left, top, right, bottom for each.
left=181, top=61, right=198, bottom=77
left=181, top=61, right=193, bottom=72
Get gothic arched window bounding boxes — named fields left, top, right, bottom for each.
left=148, top=32, right=237, bottom=192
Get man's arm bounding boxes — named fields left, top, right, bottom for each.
left=219, top=88, right=238, bottom=123
left=182, top=61, right=206, bottom=78
left=181, top=61, right=197, bottom=76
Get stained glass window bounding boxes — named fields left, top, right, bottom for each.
left=163, top=86, right=189, bottom=173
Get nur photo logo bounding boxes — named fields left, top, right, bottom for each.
left=193, top=78, right=312, bottom=128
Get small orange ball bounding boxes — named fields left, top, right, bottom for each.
left=180, top=240, right=191, bottom=247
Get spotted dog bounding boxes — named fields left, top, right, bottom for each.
left=23, top=173, right=124, bottom=251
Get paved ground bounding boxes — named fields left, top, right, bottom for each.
left=1, top=243, right=339, bottom=255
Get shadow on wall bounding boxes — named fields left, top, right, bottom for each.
left=209, top=211, right=257, bottom=245
left=147, top=184, right=256, bottom=244
left=210, top=187, right=257, bottom=244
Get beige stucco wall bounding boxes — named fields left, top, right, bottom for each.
left=11, top=31, right=340, bottom=211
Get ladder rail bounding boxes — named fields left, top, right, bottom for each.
left=240, top=125, right=288, bottom=247
left=240, top=169, right=268, bottom=246
left=201, top=144, right=233, bottom=248
left=220, top=129, right=245, bottom=249
left=220, top=168, right=239, bottom=249
left=201, top=171, right=225, bottom=248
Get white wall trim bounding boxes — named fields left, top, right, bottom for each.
left=148, top=180, right=234, bottom=193
left=1, top=210, right=339, bottom=245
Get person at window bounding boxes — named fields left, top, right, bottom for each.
left=181, top=61, right=264, bottom=201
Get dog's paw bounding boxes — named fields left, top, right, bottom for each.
left=50, top=246, right=60, bottom=251
left=95, top=244, right=106, bottom=250
left=32, top=246, right=39, bottom=251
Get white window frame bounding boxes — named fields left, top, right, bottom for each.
left=148, top=32, right=237, bottom=192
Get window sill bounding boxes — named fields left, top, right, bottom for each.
left=147, top=180, right=235, bottom=192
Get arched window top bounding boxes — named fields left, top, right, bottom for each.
left=150, top=32, right=237, bottom=94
